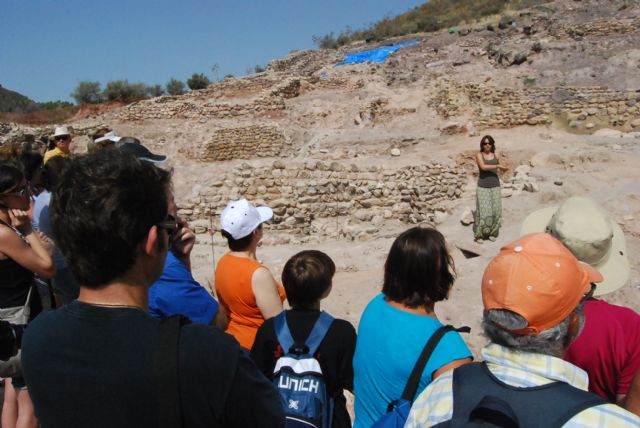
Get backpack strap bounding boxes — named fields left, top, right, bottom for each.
left=274, top=311, right=295, bottom=354
left=304, top=311, right=334, bottom=356
left=274, top=311, right=334, bottom=356
left=401, top=325, right=471, bottom=403
left=155, top=315, right=191, bottom=428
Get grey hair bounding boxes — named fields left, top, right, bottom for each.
left=482, top=302, right=585, bottom=358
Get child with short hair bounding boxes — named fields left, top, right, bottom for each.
left=251, top=250, right=357, bottom=428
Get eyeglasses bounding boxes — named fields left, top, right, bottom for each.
left=156, top=214, right=178, bottom=237
left=57, top=136, right=71, bottom=142
left=482, top=142, right=492, bottom=146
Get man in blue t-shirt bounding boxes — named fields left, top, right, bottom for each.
left=148, top=219, right=227, bottom=328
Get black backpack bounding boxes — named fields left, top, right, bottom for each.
left=433, top=362, right=606, bottom=428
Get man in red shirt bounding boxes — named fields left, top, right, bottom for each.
left=522, top=196, right=639, bottom=410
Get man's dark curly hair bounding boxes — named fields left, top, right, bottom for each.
left=382, top=227, right=456, bottom=309
left=51, top=150, right=171, bottom=288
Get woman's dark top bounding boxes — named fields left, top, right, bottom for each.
left=478, top=155, right=500, bottom=188
left=251, top=308, right=357, bottom=428
left=0, top=218, right=34, bottom=308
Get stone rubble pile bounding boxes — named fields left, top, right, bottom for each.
left=267, top=50, right=343, bottom=76
left=554, top=17, right=640, bottom=39
left=501, top=165, right=539, bottom=198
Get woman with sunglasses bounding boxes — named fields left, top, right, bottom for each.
left=474, top=135, right=508, bottom=243
left=0, top=161, right=53, bottom=428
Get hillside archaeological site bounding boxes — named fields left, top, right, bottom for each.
left=2, top=0, right=640, bottom=359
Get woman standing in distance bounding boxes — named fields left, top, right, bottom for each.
left=215, top=199, right=285, bottom=349
left=0, top=161, right=54, bottom=428
left=353, top=227, right=473, bottom=427
left=474, top=135, right=508, bottom=243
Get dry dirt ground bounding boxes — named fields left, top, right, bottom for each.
left=41, top=0, right=640, bottom=357
left=186, top=125, right=640, bottom=358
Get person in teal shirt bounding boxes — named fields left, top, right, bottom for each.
left=353, top=227, right=473, bottom=427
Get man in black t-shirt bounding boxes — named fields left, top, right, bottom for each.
left=251, top=250, right=357, bottom=428
left=21, top=150, right=284, bottom=428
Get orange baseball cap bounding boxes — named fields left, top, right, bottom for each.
left=482, top=233, right=603, bottom=335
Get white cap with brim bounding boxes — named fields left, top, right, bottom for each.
left=220, top=199, right=273, bottom=240
left=521, top=196, right=630, bottom=296
left=94, top=131, right=122, bottom=144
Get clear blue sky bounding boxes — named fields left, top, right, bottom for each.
left=1, top=0, right=425, bottom=103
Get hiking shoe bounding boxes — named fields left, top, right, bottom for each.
left=488, top=236, right=497, bottom=242
left=475, top=238, right=484, bottom=244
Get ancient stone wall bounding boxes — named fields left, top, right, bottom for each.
left=436, top=81, right=640, bottom=130
left=178, top=160, right=466, bottom=239
left=199, top=126, right=288, bottom=161
left=117, top=95, right=285, bottom=121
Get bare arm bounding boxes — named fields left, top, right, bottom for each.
left=212, top=302, right=229, bottom=330
left=624, top=370, right=640, bottom=417
left=432, top=357, right=473, bottom=380
left=251, top=267, right=283, bottom=320
left=0, top=210, right=54, bottom=279
left=476, top=152, right=508, bottom=172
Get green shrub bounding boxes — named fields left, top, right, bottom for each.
left=71, top=81, right=103, bottom=105
left=313, top=0, right=549, bottom=48
left=102, top=80, right=149, bottom=102
left=37, top=100, right=74, bottom=110
left=149, top=84, right=165, bottom=97
left=166, top=78, right=185, bottom=96
left=312, top=33, right=339, bottom=49
left=187, top=73, right=211, bottom=90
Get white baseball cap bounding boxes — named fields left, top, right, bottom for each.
left=220, top=199, right=273, bottom=240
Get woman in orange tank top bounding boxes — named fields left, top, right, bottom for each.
left=215, top=199, right=285, bottom=349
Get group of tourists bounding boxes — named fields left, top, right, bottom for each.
left=0, top=127, right=638, bottom=427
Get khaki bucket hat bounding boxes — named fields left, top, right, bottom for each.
left=520, top=196, right=630, bottom=296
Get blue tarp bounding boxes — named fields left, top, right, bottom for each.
left=337, top=41, right=419, bottom=66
